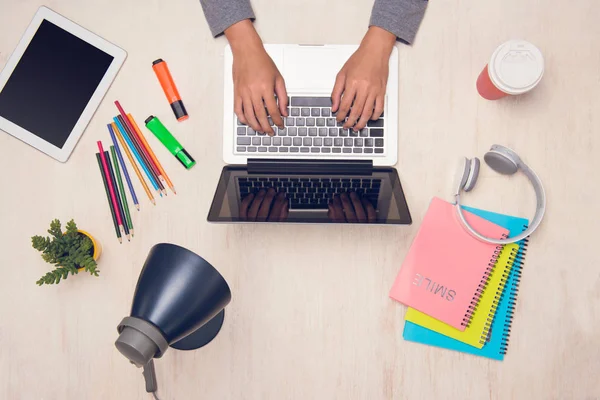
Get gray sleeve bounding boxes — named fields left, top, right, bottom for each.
left=199, top=0, right=255, bottom=37
left=369, top=0, right=428, bottom=44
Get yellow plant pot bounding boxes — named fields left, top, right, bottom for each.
left=77, top=230, right=102, bottom=270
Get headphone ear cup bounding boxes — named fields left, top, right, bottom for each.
left=457, top=158, right=471, bottom=192
left=464, top=157, right=480, bottom=192
left=484, top=148, right=519, bottom=175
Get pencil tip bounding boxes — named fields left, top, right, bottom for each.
left=119, top=238, right=122, bottom=244
left=151, top=199, right=156, bottom=205
left=136, top=205, right=140, bottom=211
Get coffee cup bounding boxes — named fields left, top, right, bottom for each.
left=477, top=40, right=544, bottom=100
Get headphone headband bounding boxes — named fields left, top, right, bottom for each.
left=455, top=145, right=546, bottom=244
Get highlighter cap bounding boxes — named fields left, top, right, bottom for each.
left=176, top=148, right=196, bottom=169
left=171, top=100, right=188, bottom=121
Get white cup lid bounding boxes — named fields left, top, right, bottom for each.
left=488, top=40, right=544, bottom=95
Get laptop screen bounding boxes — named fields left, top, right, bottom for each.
left=207, top=166, right=412, bottom=224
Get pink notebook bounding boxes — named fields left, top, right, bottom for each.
left=390, top=197, right=509, bottom=331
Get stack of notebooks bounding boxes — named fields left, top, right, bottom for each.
left=390, top=197, right=528, bottom=360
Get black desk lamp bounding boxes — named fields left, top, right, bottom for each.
left=115, top=243, right=231, bottom=398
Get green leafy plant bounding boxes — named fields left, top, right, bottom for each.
left=31, top=219, right=100, bottom=286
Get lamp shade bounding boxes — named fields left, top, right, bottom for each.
left=115, top=243, right=231, bottom=367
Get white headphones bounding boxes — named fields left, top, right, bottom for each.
left=454, top=144, right=546, bottom=244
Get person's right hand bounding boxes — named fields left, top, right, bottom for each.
left=240, top=188, right=289, bottom=222
left=225, top=20, right=288, bottom=136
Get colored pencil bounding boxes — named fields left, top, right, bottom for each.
left=96, top=152, right=122, bottom=243
left=127, top=113, right=176, bottom=194
left=114, top=101, right=167, bottom=195
left=112, top=123, right=156, bottom=205
left=113, top=117, right=161, bottom=195
left=97, top=141, right=124, bottom=234
left=126, top=113, right=169, bottom=193
left=116, top=114, right=166, bottom=196
left=108, top=124, right=140, bottom=211
left=115, top=115, right=163, bottom=195
left=117, top=114, right=164, bottom=192
left=105, top=150, right=130, bottom=241
left=111, top=145, right=134, bottom=237
left=114, top=101, right=164, bottom=181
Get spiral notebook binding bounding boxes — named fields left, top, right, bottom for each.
left=499, top=225, right=529, bottom=355
left=478, top=245, right=519, bottom=345
left=461, top=233, right=509, bottom=328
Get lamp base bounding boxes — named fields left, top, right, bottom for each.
left=169, top=310, right=225, bottom=350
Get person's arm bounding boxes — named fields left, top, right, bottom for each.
left=199, top=0, right=255, bottom=37
left=332, top=0, right=428, bottom=131
left=199, top=0, right=287, bottom=135
left=370, top=0, right=428, bottom=44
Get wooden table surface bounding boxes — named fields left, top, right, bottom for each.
left=1, top=0, right=599, bottom=399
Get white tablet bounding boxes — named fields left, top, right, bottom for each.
left=0, top=6, right=126, bottom=162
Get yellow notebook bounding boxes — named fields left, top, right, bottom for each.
left=405, top=243, right=518, bottom=349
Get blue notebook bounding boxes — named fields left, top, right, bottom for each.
left=403, top=207, right=529, bottom=361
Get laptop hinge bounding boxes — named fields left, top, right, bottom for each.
left=247, top=159, right=373, bottom=175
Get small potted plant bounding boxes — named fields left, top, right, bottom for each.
left=31, top=219, right=101, bottom=286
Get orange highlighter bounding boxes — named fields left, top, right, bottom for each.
left=152, top=59, right=188, bottom=121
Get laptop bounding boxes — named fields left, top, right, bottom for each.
left=208, top=44, right=411, bottom=224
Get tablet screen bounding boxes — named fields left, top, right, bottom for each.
left=0, top=19, right=113, bottom=148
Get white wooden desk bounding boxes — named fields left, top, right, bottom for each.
left=1, top=0, right=599, bottom=398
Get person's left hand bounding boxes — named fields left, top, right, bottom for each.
left=331, top=27, right=396, bottom=131
left=239, top=188, right=289, bottom=222
left=328, top=192, right=377, bottom=223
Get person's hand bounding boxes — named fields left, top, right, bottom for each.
left=225, top=20, right=288, bottom=136
left=240, top=188, right=289, bottom=222
left=328, top=192, right=376, bottom=223
left=331, top=27, right=396, bottom=131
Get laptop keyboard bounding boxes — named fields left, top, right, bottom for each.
left=235, top=96, right=385, bottom=155
left=238, top=177, right=382, bottom=210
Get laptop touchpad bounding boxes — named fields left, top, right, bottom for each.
left=282, top=47, right=353, bottom=92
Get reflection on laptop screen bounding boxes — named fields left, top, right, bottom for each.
left=208, top=166, right=411, bottom=224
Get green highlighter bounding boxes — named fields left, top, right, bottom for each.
left=145, top=115, right=196, bottom=169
